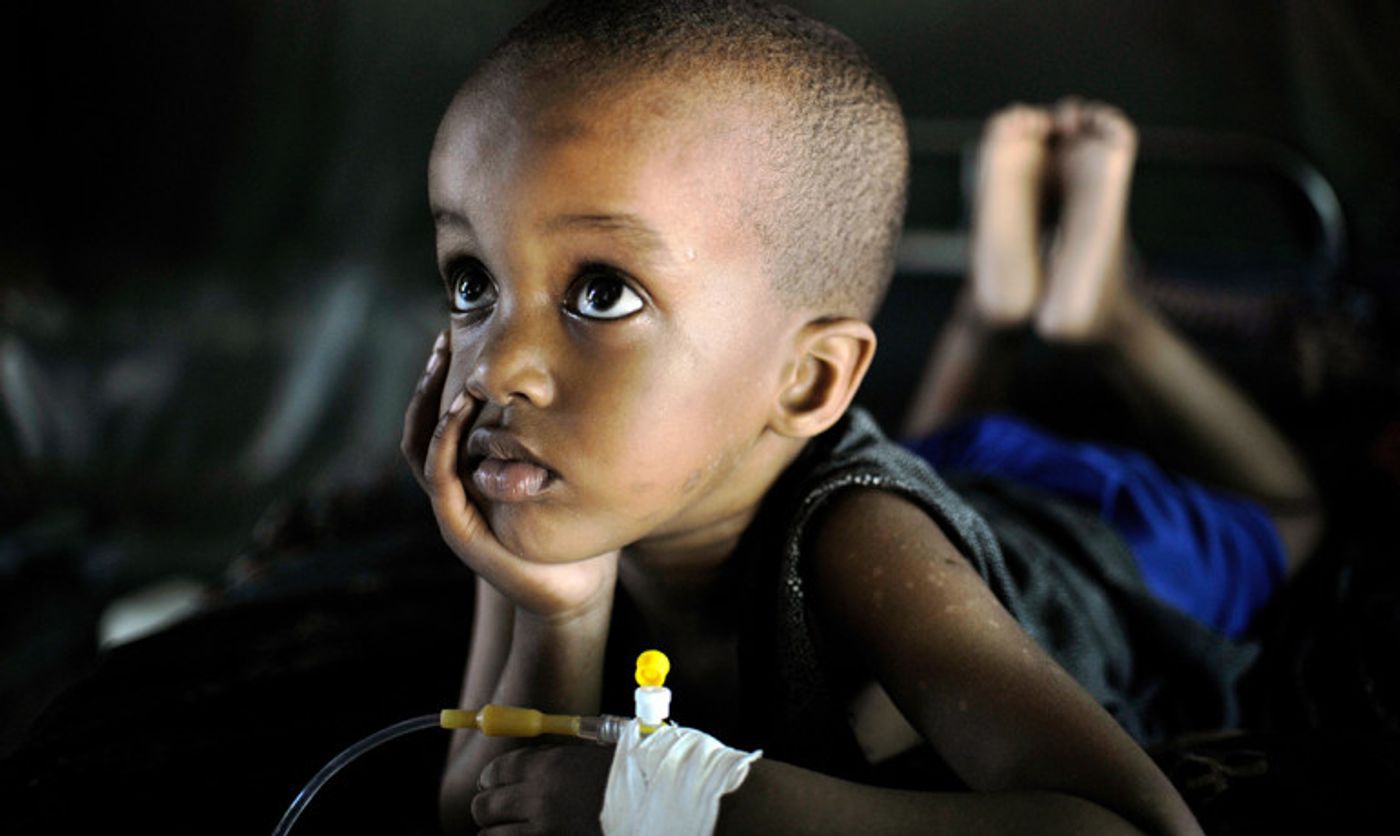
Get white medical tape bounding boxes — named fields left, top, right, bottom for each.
left=599, top=719, right=762, bottom=836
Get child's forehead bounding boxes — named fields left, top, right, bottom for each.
left=433, top=73, right=779, bottom=230
left=443, top=67, right=777, bottom=158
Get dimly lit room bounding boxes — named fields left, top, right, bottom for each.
left=3, top=1, right=1398, bottom=833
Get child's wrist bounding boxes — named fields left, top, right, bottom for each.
left=514, top=591, right=615, bottom=634
left=502, top=604, right=612, bottom=716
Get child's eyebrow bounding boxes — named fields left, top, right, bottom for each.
left=430, top=207, right=677, bottom=268
left=432, top=207, right=470, bottom=228
left=543, top=213, right=676, bottom=266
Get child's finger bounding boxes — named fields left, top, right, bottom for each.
left=423, top=385, right=495, bottom=552
left=470, top=784, right=528, bottom=830
left=401, top=330, right=450, bottom=491
left=409, top=349, right=522, bottom=580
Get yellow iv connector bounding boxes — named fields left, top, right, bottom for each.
left=438, top=704, right=615, bottom=739
left=437, top=649, right=672, bottom=742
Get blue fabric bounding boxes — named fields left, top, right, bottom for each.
left=905, top=414, right=1286, bottom=638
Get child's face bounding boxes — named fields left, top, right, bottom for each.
left=428, top=78, right=803, bottom=563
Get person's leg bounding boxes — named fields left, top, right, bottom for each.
left=1035, top=99, right=1324, bottom=575
left=903, top=105, right=1051, bottom=439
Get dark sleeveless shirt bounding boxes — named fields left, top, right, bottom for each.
left=687, top=407, right=1261, bottom=786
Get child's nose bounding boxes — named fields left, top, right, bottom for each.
left=462, top=312, right=557, bottom=409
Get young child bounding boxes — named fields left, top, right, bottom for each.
left=401, top=2, right=1318, bottom=833
left=902, top=100, right=1325, bottom=645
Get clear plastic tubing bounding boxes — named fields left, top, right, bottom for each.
left=273, top=652, right=669, bottom=832
left=270, top=708, right=629, bottom=835
left=271, top=713, right=441, bottom=836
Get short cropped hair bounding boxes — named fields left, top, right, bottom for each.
left=469, top=0, right=909, bottom=318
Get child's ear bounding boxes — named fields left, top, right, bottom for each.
left=771, top=318, right=877, bottom=439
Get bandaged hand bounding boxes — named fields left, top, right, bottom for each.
left=601, top=720, right=762, bottom=836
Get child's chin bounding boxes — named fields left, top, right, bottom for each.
left=492, top=517, right=608, bottom=565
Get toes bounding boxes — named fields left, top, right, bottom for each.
left=1054, top=98, right=1137, bottom=148
left=1052, top=96, right=1085, bottom=136
left=1081, top=104, right=1137, bottom=149
left=985, top=103, right=1054, bottom=141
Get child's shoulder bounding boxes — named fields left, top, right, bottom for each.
left=753, top=404, right=1011, bottom=633
left=809, top=484, right=968, bottom=567
left=804, top=484, right=985, bottom=636
left=763, top=406, right=1004, bottom=581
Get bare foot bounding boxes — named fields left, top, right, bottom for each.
left=1036, top=98, right=1138, bottom=344
left=968, top=104, right=1054, bottom=329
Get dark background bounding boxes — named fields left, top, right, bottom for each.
left=6, top=0, right=1397, bottom=571
left=3, top=1, right=1399, bottom=832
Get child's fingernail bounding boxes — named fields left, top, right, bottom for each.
left=448, top=391, right=468, bottom=415
left=433, top=332, right=448, bottom=352
left=424, top=351, right=441, bottom=377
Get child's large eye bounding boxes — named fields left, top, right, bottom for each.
left=567, top=267, right=644, bottom=320
left=449, top=260, right=498, bottom=313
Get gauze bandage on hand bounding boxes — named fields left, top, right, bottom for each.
left=600, top=720, right=762, bottom=836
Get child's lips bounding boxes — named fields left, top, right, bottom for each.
left=466, top=428, right=558, bottom=502
left=472, top=458, right=554, bottom=501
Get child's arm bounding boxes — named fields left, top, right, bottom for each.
left=717, top=487, right=1204, bottom=836
left=402, top=332, right=619, bottom=834
left=437, top=586, right=613, bottom=834
left=721, top=760, right=1150, bottom=834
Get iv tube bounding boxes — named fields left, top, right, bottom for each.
left=272, top=652, right=665, bottom=834
left=270, top=707, right=629, bottom=836
left=271, top=713, right=440, bottom=836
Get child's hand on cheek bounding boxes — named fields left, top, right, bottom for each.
left=402, top=331, right=619, bottom=622
left=472, top=744, right=612, bottom=835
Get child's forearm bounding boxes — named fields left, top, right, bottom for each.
left=439, top=600, right=613, bottom=834
left=718, top=758, right=1186, bottom=836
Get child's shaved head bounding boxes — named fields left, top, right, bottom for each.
left=462, top=0, right=909, bottom=318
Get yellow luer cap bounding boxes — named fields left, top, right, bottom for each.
left=635, top=649, right=671, bottom=688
